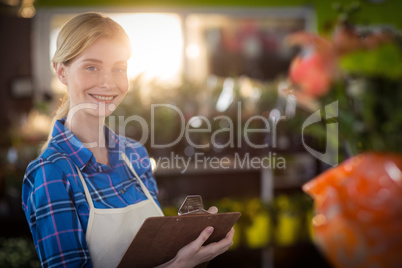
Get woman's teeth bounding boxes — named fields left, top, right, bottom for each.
left=92, top=94, right=114, bottom=101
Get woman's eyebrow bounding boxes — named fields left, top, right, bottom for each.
left=82, top=59, right=127, bottom=64
left=82, top=58, right=102, bottom=63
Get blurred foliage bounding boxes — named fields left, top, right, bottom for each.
left=0, top=237, right=40, bottom=268
left=292, top=30, right=402, bottom=160
left=288, top=2, right=402, bottom=160
left=111, top=74, right=282, bottom=156
left=340, top=43, right=402, bottom=80
left=322, top=41, right=402, bottom=156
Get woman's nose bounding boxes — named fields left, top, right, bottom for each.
left=100, top=71, right=116, bottom=89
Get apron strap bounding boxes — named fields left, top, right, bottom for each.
left=76, top=166, right=95, bottom=209
left=121, top=153, right=155, bottom=201
left=122, top=153, right=164, bottom=216
left=75, top=153, right=162, bottom=214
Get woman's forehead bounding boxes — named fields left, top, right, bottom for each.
left=75, top=37, right=130, bottom=63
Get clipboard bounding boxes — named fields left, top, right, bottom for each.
left=118, top=196, right=241, bottom=268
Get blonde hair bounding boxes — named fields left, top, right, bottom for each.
left=41, top=12, right=131, bottom=153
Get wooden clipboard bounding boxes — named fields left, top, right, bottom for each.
left=118, top=212, right=241, bottom=268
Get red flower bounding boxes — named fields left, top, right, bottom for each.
left=287, top=32, right=337, bottom=98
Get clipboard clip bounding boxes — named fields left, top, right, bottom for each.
left=178, top=195, right=211, bottom=215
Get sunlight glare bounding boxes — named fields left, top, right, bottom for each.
left=112, top=13, right=183, bottom=83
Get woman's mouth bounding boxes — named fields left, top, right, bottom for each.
left=89, top=94, right=117, bottom=102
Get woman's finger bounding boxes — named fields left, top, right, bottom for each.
left=200, top=227, right=235, bottom=255
left=192, top=226, right=214, bottom=249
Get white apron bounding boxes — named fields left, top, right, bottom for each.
left=76, top=153, right=164, bottom=268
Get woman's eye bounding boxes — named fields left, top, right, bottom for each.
left=86, top=66, right=97, bottom=71
left=114, top=67, right=127, bottom=73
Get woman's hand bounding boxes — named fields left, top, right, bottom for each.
left=172, top=225, right=234, bottom=268
left=156, top=206, right=235, bottom=268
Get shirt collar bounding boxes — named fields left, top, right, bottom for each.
left=50, top=118, right=123, bottom=169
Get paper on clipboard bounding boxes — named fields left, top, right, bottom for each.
left=118, top=195, right=241, bottom=268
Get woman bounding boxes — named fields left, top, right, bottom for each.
left=22, top=12, right=234, bottom=268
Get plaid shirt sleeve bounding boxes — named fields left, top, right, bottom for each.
left=22, top=159, right=91, bottom=268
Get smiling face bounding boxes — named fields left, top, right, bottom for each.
left=56, top=37, right=130, bottom=117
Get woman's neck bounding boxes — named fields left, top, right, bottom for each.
left=65, top=111, right=110, bottom=166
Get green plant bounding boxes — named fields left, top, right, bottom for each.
left=288, top=24, right=402, bottom=160
left=0, top=237, right=40, bottom=268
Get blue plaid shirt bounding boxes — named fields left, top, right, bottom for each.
left=22, top=118, right=160, bottom=268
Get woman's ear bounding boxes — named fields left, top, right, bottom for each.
left=54, top=62, right=68, bottom=85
